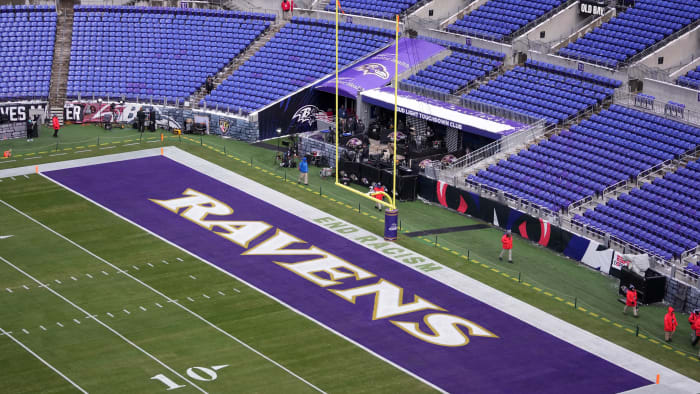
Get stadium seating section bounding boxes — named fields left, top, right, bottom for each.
left=401, top=50, right=502, bottom=94
left=0, top=5, right=56, bottom=101
left=677, top=65, right=700, bottom=90
left=558, top=0, right=700, bottom=69
left=446, top=0, right=566, bottom=42
left=576, top=157, right=700, bottom=260
left=67, top=6, right=273, bottom=103
left=463, top=60, right=620, bottom=125
left=202, top=17, right=393, bottom=114
left=325, top=0, right=421, bottom=20
left=468, top=105, right=699, bottom=213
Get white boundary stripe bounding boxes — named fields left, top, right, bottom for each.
left=7, top=147, right=699, bottom=391
left=36, top=161, right=444, bottom=393
left=0, top=327, right=88, bottom=393
left=0, top=255, right=206, bottom=394
left=0, top=199, right=326, bottom=394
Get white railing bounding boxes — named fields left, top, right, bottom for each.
left=614, top=91, right=700, bottom=127
left=423, top=118, right=547, bottom=178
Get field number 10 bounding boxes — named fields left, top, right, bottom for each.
left=151, top=364, right=228, bottom=390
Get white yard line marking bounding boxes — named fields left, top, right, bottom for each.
left=176, top=258, right=183, bottom=262
left=233, top=288, right=240, bottom=293
left=0, top=327, right=88, bottom=393
left=22, top=175, right=29, bottom=179
left=48, top=153, right=66, bottom=157
left=217, top=291, right=225, bottom=296
left=107, top=312, right=114, bottom=318
left=9, top=176, right=15, bottom=180
left=22, top=285, right=29, bottom=290
left=85, top=273, right=93, bottom=279
left=74, top=150, right=91, bottom=154
left=56, top=322, right=63, bottom=328
left=123, top=142, right=139, bottom=146
left=202, top=294, right=210, bottom=299
left=189, top=275, right=197, bottom=280
left=0, top=255, right=206, bottom=394
left=147, top=263, right=154, bottom=267
left=54, top=279, right=61, bottom=284
left=73, top=319, right=81, bottom=325
left=132, top=265, right=139, bottom=271
left=123, top=309, right=130, bottom=315
left=161, top=260, right=169, bottom=264
left=187, top=297, right=195, bottom=302
left=1, top=159, right=16, bottom=163
left=98, top=146, right=116, bottom=150
left=6, top=288, right=12, bottom=293
left=2, top=196, right=326, bottom=394
left=40, top=325, right=46, bottom=331
left=155, top=303, right=163, bottom=308
left=22, top=328, right=29, bottom=334
left=101, top=271, right=109, bottom=276
left=139, top=306, right=147, bottom=311
left=70, top=276, right=77, bottom=281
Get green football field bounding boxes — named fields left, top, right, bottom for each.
left=1, top=125, right=699, bottom=391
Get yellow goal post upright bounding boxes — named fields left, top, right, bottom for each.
left=333, top=3, right=400, bottom=241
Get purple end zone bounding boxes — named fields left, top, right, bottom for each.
left=45, top=157, right=649, bottom=393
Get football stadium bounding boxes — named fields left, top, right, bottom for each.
left=1, top=0, right=700, bottom=392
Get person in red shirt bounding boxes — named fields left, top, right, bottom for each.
left=499, top=230, right=513, bottom=263
left=664, top=306, right=678, bottom=342
left=693, top=318, right=700, bottom=357
left=52, top=115, right=60, bottom=137
left=281, top=0, right=290, bottom=19
left=623, top=285, right=638, bottom=317
left=690, top=309, right=700, bottom=346
left=371, top=182, right=385, bottom=211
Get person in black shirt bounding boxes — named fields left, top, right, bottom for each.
left=137, top=107, right=146, bottom=133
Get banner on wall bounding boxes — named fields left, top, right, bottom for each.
left=256, top=87, right=322, bottom=140
left=417, top=176, right=642, bottom=272
left=63, top=101, right=182, bottom=130
left=0, top=102, right=48, bottom=123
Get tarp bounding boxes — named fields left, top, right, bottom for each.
left=315, top=37, right=446, bottom=99
left=361, top=86, right=526, bottom=139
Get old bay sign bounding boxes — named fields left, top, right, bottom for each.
left=151, top=189, right=498, bottom=347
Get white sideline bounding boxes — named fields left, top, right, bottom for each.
left=0, top=198, right=325, bottom=394
left=0, top=327, right=88, bottom=394
left=0, top=255, right=206, bottom=394
left=1, top=147, right=699, bottom=392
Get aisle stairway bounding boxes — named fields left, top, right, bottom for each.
left=189, top=20, right=288, bottom=110
left=48, top=6, right=74, bottom=124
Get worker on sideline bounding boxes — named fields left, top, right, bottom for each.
left=499, top=230, right=513, bottom=263
left=693, top=317, right=700, bottom=357
left=690, top=309, right=700, bottom=346
left=664, top=306, right=678, bottom=342
left=52, top=115, right=60, bottom=137
left=371, top=182, right=385, bottom=211
left=297, top=156, right=308, bottom=185
left=623, top=284, right=638, bottom=317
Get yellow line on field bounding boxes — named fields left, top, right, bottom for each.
left=662, top=344, right=672, bottom=350
left=675, top=350, right=686, bottom=356
left=543, top=291, right=553, bottom=297
left=589, top=312, right=599, bottom=317
left=577, top=307, right=587, bottom=312
left=533, top=287, right=542, bottom=292
left=649, top=339, right=659, bottom=344
left=625, top=328, right=635, bottom=334
left=613, top=323, right=623, bottom=328
left=601, top=317, right=611, bottom=323
left=638, top=334, right=647, bottom=339
left=522, top=282, right=531, bottom=287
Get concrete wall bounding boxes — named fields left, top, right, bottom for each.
left=527, top=51, right=628, bottom=84
left=439, top=0, right=488, bottom=29
left=515, top=2, right=589, bottom=46
left=643, top=79, right=700, bottom=111
left=409, top=0, right=466, bottom=26
left=293, top=8, right=405, bottom=32
left=418, top=28, right=515, bottom=65
left=637, top=25, right=700, bottom=73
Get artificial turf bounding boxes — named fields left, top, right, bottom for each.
left=1, top=124, right=699, bottom=387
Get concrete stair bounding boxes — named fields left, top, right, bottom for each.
left=48, top=6, right=74, bottom=124
left=189, top=20, right=288, bottom=109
